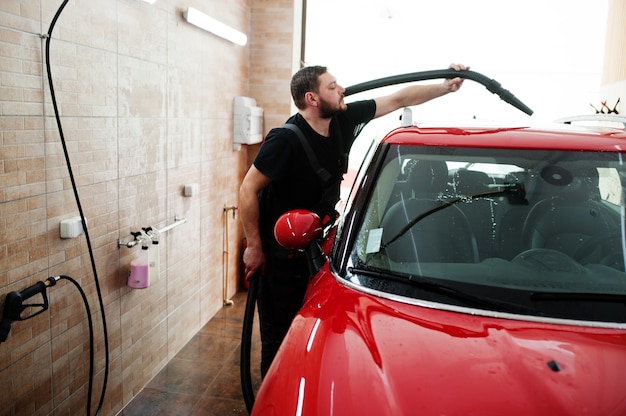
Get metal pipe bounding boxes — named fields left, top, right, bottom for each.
left=222, top=205, right=237, bottom=306
left=118, top=239, right=139, bottom=248
left=118, top=216, right=186, bottom=249
left=156, top=215, right=186, bottom=234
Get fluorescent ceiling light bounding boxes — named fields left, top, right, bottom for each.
left=141, top=0, right=157, bottom=3
left=183, top=7, right=247, bottom=46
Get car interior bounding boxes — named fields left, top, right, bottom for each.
left=352, top=145, right=626, bottom=311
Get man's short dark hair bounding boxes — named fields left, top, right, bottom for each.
left=290, top=65, right=327, bottom=109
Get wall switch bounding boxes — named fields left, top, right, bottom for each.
left=184, top=184, right=199, bottom=197
left=60, top=217, right=84, bottom=239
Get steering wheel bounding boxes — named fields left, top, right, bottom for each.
left=512, top=248, right=586, bottom=273
left=572, top=231, right=624, bottom=263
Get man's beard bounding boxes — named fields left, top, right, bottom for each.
left=318, top=97, right=346, bottom=119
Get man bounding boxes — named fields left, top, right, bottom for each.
left=240, top=63, right=469, bottom=376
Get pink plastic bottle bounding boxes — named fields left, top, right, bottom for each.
left=128, top=244, right=150, bottom=289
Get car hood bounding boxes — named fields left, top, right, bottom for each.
left=253, top=270, right=626, bottom=416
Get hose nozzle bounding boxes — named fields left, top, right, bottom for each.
left=0, top=276, right=58, bottom=343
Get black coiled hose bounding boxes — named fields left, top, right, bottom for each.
left=240, top=273, right=259, bottom=413
left=45, top=1, right=110, bottom=414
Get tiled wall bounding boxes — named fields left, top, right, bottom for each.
left=0, top=0, right=297, bottom=415
left=602, top=0, right=626, bottom=85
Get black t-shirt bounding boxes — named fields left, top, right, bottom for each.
left=254, top=99, right=376, bottom=240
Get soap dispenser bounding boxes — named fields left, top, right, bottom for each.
left=149, top=232, right=160, bottom=285
left=128, top=243, right=150, bottom=289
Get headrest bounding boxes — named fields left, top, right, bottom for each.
left=538, top=165, right=600, bottom=201
left=408, top=160, right=449, bottom=196
left=454, top=170, right=491, bottom=195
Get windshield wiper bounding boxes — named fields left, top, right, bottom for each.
left=531, top=292, right=626, bottom=304
left=382, top=183, right=526, bottom=248
left=349, top=266, right=534, bottom=314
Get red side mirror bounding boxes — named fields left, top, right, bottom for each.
left=274, top=209, right=322, bottom=250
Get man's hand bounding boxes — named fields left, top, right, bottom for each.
left=243, top=243, right=265, bottom=280
left=444, top=63, right=470, bottom=93
left=239, top=165, right=272, bottom=280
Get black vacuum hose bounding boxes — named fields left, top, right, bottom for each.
left=240, top=272, right=259, bottom=414
left=345, top=69, right=533, bottom=115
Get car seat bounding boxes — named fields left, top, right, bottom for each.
left=453, top=170, right=496, bottom=260
left=380, top=160, right=479, bottom=263
left=495, top=171, right=534, bottom=260
left=522, top=166, right=617, bottom=262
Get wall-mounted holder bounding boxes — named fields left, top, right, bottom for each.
left=233, top=96, right=263, bottom=151
left=184, top=184, right=199, bottom=197
left=118, top=216, right=187, bottom=249
left=60, top=216, right=85, bottom=239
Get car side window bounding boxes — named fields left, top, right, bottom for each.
left=598, top=167, right=623, bottom=206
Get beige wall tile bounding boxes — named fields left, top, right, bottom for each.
left=0, top=0, right=298, bottom=414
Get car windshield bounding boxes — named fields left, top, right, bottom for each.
left=347, top=144, right=626, bottom=323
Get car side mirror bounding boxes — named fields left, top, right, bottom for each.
left=274, top=209, right=325, bottom=275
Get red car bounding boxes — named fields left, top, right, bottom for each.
left=244, top=71, right=626, bottom=415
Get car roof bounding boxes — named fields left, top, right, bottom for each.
left=382, top=120, right=626, bottom=152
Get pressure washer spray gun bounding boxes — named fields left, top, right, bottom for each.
left=0, top=276, right=59, bottom=343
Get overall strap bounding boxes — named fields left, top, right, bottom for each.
left=281, top=123, right=341, bottom=226
left=281, top=123, right=332, bottom=185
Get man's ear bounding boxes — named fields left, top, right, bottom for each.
left=304, top=91, right=318, bottom=107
